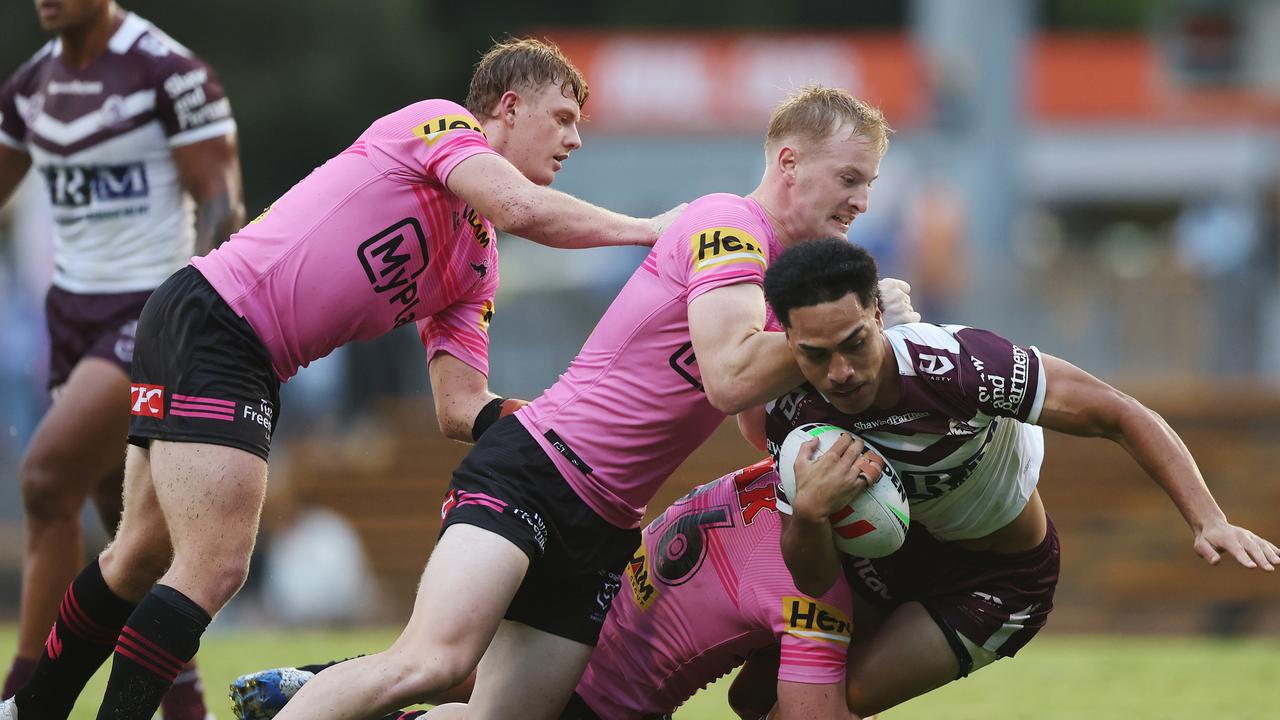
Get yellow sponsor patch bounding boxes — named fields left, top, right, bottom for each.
left=479, top=299, right=495, bottom=332
left=414, top=114, right=485, bottom=147
left=625, top=543, right=659, bottom=611
left=782, top=596, right=852, bottom=645
left=690, top=227, right=766, bottom=274
left=249, top=202, right=275, bottom=225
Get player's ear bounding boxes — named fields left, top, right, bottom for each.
left=495, top=90, right=521, bottom=125
left=777, top=145, right=798, bottom=182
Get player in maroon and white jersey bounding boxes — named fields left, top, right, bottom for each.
left=0, top=1, right=242, bottom=717
left=733, top=238, right=1279, bottom=718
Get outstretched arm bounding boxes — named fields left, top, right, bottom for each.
left=1037, top=354, right=1278, bottom=570
left=172, top=133, right=245, bottom=255
left=446, top=152, right=677, bottom=249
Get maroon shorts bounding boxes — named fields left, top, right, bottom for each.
left=45, top=284, right=153, bottom=389
left=842, top=516, right=1060, bottom=672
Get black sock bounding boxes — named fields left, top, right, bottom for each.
left=95, top=585, right=211, bottom=720
left=15, top=559, right=137, bottom=720
left=299, top=655, right=361, bottom=674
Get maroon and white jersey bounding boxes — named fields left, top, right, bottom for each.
left=0, top=13, right=236, bottom=293
left=766, top=323, right=1048, bottom=541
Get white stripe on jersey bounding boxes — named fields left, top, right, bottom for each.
left=169, top=117, right=236, bottom=148
left=17, top=89, right=156, bottom=148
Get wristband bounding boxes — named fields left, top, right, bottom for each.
left=471, top=397, right=508, bottom=441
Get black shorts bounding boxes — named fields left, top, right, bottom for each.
left=45, top=285, right=153, bottom=389
left=126, top=266, right=281, bottom=461
left=843, top=516, right=1060, bottom=672
left=440, top=416, right=640, bottom=646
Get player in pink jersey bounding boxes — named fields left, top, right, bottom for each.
left=2, top=38, right=679, bottom=720
left=227, top=459, right=858, bottom=720
left=0, top=1, right=241, bottom=717
left=731, top=238, right=1279, bottom=718
left=272, top=87, right=908, bottom=720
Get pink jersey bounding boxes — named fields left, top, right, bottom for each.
left=576, top=462, right=853, bottom=719
left=516, top=193, right=782, bottom=528
left=191, top=99, right=499, bottom=381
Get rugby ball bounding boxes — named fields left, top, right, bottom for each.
left=776, top=423, right=909, bottom=558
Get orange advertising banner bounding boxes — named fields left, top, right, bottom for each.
left=540, top=31, right=1280, bottom=132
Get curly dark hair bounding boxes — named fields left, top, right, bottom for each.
left=763, top=238, right=880, bottom=327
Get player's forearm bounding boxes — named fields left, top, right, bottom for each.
left=780, top=515, right=841, bottom=597
left=501, top=185, right=655, bottom=248
left=1112, top=400, right=1227, bottom=532
left=192, top=188, right=245, bottom=256
left=704, top=332, right=804, bottom=415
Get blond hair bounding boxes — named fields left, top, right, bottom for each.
left=466, top=38, right=588, bottom=118
left=766, top=85, right=891, bottom=155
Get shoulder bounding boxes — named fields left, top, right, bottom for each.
left=4, top=41, right=56, bottom=91
left=379, top=98, right=485, bottom=141
left=665, top=193, right=770, bottom=270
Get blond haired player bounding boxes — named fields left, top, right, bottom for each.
left=2, top=37, right=679, bottom=720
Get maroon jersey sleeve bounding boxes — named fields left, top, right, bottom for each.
left=0, top=53, right=41, bottom=150
left=951, top=327, right=1045, bottom=422
left=149, top=45, right=234, bottom=146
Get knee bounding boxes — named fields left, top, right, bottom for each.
left=19, top=456, right=82, bottom=524
left=100, top=536, right=169, bottom=591
left=845, top=679, right=878, bottom=717
left=383, top=646, right=474, bottom=702
left=204, top=561, right=252, bottom=608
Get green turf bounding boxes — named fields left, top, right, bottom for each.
left=2, top=626, right=1277, bottom=719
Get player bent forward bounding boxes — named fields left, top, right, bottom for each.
left=733, top=238, right=1279, bottom=717
left=230, top=458, right=861, bottom=720
left=1, top=38, right=679, bottom=720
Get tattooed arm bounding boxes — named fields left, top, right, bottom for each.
left=171, top=132, right=244, bottom=256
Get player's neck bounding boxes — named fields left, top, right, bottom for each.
left=745, top=185, right=795, bottom=246
left=58, top=4, right=123, bottom=71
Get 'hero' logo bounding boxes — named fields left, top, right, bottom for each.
left=357, top=218, right=429, bottom=328
left=783, top=597, right=852, bottom=645
left=130, top=384, right=164, bottom=418
left=690, top=227, right=766, bottom=274
left=414, top=114, right=485, bottom=147
left=43, top=163, right=149, bottom=207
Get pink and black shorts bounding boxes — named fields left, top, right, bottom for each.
left=126, top=266, right=280, bottom=461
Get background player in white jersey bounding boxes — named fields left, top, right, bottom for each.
left=270, top=87, right=912, bottom=720
left=733, top=238, right=1279, bottom=718
left=0, top=1, right=242, bottom=717
left=1, top=38, right=678, bottom=720
left=228, top=459, right=859, bottom=720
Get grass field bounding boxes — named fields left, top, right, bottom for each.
left=3, top=626, right=1278, bottom=719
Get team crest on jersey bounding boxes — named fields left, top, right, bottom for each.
left=479, top=300, right=495, bottom=332
left=625, top=542, right=658, bottom=611
left=414, top=114, right=485, bottom=147
left=782, top=597, right=851, bottom=645
left=690, top=227, right=766, bottom=274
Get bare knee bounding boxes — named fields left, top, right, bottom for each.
left=19, top=455, right=84, bottom=525
left=383, top=645, right=475, bottom=703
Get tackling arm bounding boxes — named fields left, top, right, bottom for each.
left=688, top=284, right=804, bottom=415
left=427, top=352, right=526, bottom=443
left=446, top=152, right=675, bottom=248
left=172, top=133, right=245, bottom=256
left=776, top=680, right=857, bottom=720
left=1036, top=354, right=1278, bottom=570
